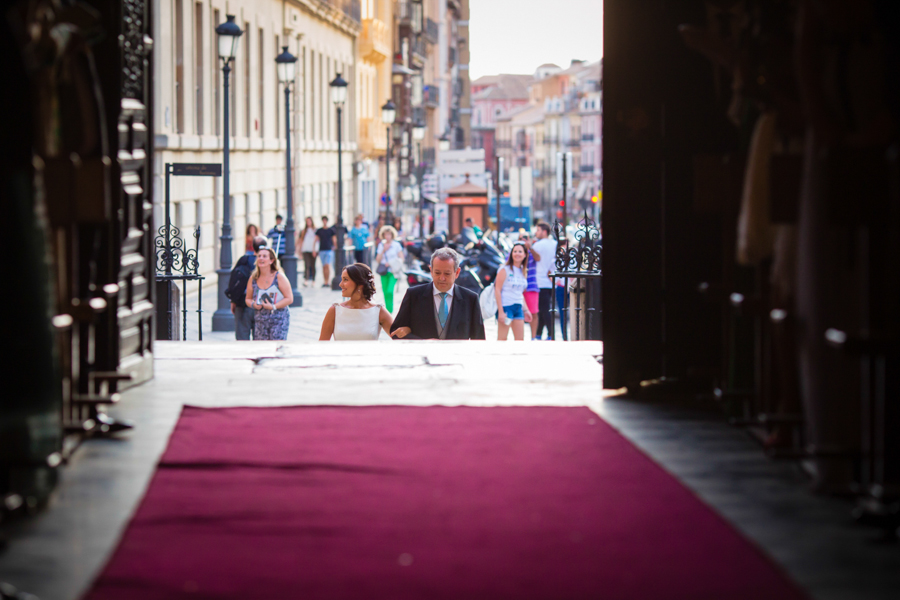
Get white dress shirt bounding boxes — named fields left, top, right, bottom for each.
left=432, top=283, right=455, bottom=317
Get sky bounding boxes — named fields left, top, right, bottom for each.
left=468, top=0, right=603, bottom=80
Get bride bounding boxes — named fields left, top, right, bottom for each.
left=319, top=263, right=394, bottom=340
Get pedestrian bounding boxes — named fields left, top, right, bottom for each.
left=245, top=248, right=293, bottom=340
left=318, top=263, right=394, bottom=340
left=226, top=235, right=267, bottom=340
left=493, top=241, right=531, bottom=341
left=392, top=217, right=405, bottom=239
left=299, top=216, right=318, bottom=286
left=464, top=217, right=483, bottom=239
left=315, top=216, right=337, bottom=288
left=555, top=277, right=570, bottom=341
left=349, top=214, right=370, bottom=264
left=531, top=222, right=558, bottom=340
left=267, top=214, right=285, bottom=259
left=519, top=231, right=540, bottom=340
left=245, top=223, right=259, bottom=253
left=389, top=247, right=486, bottom=340
left=374, top=225, right=404, bottom=313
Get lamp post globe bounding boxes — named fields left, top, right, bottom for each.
left=381, top=100, right=396, bottom=222
left=276, top=46, right=302, bottom=306
left=330, top=73, right=349, bottom=290
left=212, top=15, right=243, bottom=332
left=438, top=134, right=450, bottom=151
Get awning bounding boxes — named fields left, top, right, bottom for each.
left=574, top=179, right=589, bottom=200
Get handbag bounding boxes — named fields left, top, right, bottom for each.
left=479, top=283, right=497, bottom=321
left=376, top=262, right=389, bottom=276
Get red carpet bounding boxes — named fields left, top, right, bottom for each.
left=85, top=406, right=807, bottom=599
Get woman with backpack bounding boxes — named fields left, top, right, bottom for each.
left=245, top=248, right=294, bottom=340
left=493, top=241, right=531, bottom=341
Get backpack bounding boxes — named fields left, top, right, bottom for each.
left=225, top=257, right=253, bottom=303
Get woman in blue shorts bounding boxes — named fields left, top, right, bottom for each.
left=493, top=242, right=531, bottom=341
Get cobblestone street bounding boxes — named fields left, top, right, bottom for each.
left=181, top=266, right=544, bottom=342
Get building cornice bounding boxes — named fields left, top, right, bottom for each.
left=289, top=0, right=361, bottom=37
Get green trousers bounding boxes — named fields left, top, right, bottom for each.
left=381, top=272, right=398, bottom=313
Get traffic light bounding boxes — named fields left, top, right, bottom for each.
left=558, top=200, right=565, bottom=207
left=591, top=194, right=599, bottom=204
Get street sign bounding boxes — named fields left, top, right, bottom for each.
left=509, top=167, right=520, bottom=207
left=434, top=204, right=449, bottom=233
left=422, top=173, right=438, bottom=197
left=508, top=166, right=533, bottom=207
left=170, top=163, right=222, bottom=177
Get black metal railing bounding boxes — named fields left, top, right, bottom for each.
left=424, top=84, right=439, bottom=107
left=154, top=223, right=204, bottom=341
left=550, top=212, right=602, bottom=341
left=425, top=18, right=439, bottom=43
left=326, top=0, right=361, bottom=23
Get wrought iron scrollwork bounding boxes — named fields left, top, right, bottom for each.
left=553, top=210, right=602, bottom=275
left=155, top=224, right=200, bottom=275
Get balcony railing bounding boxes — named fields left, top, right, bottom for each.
left=360, top=18, right=389, bottom=63
left=425, top=18, right=439, bottom=44
left=580, top=164, right=595, bottom=173
left=566, top=139, right=579, bottom=147
left=544, top=136, right=559, bottom=145
left=424, top=85, right=439, bottom=107
left=581, top=133, right=595, bottom=142
left=411, top=36, right=427, bottom=66
left=325, top=0, right=360, bottom=23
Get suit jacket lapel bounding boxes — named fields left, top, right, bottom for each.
left=420, top=284, right=440, bottom=339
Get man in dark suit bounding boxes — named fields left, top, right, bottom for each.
left=391, top=248, right=486, bottom=340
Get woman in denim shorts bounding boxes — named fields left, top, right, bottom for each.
left=493, top=242, right=531, bottom=340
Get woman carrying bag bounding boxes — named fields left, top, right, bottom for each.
left=374, top=225, right=404, bottom=313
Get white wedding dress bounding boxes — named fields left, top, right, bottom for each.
left=332, top=304, right=382, bottom=340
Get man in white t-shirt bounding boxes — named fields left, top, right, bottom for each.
left=531, top=222, right=558, bottom=340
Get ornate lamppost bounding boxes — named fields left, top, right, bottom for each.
left=381, top=100, right=396, bottom=222
left=275, top=46, right=302, bottom=306
left=212, top=15, right=242, bottom=331
left=412, top=121, right=426, bottom=238
left=329, top=73, right=348, bottom=290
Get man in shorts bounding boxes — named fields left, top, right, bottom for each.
left=315, top=216, right=337, bottom=287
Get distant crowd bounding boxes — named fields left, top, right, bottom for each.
left=224, top=215, right=565, bottom=343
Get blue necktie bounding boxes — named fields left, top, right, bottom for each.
left=439, top=293, right=449, bottom=328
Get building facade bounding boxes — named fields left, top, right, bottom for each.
left=154, top=0, right=360, bottom=282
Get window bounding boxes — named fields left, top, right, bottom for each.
left=302, top=46, right=307, bottom=140
left=194, top=2, right=203, bottom=135
left=319, top=53, right=324, bottom=141
left=310, top=50, right=316, bottom=140
left=243, top=23, right=251, bottom=136
left=213, top=8, right=220, bottom=136
left=174, top=0, right=184, bottom=133
left=274, top=35, right=280, bottom=136
left=258, top=28, right=265, bottom=137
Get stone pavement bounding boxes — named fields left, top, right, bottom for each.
left=180, top=267, right=556, bottom=342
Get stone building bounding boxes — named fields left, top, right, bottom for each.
left=154, top=0, right=361, bottom=281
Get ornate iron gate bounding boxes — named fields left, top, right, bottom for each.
left=551, top=215, right=602, bottom=341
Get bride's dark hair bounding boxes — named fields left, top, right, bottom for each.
left=344, top=263, right=377, bottom=301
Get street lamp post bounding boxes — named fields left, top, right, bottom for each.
left=275, top=46, right=302, bottom=306
left=212, top=15, right=243, bottom=332
left=330, top=73, right=348, bottom=290
left=412, top=121, right=425, bottom=239
left=381, top=100, right=396, bottom=222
